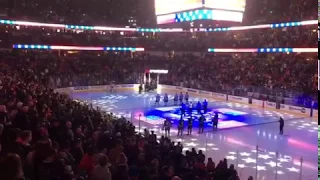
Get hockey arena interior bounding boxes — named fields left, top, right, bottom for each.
left=0, top=0, right=318, bottom=180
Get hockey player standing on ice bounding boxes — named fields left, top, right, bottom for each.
left=196, top=101, right=202, bottom=114
left=203, top=99, right=208, bottom=114
left=212, top=112, right=219, bottom=130
left=188, top=101, right=193, bottom=115
left=179, top=92, right=184, bottom=104
left=163, top=93, right=169, bottom=106
left=187, top=116, right=193, bottom=135
left=163, top=118, right=172, bottom=137
left=181, top=102, right=186, bottom=117
left=139, top=84, right=143, bottom=94
left=185, top=92, right=189, bottom=103
left=178, top=116, right=184, bottom=136
left=279, top=117, right=284, bottom=134
left=155, top=94, right=161, bottom=106
left=198, top=114, right=205, bottom=134
left=173, top=93, right=178, bottom=105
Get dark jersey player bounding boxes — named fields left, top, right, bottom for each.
left=178, top=117, right=184, bottom=136
left=187, top=116, right=193, bottom=135
left=198, top=114, right=205, bottom=134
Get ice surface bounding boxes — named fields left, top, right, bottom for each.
left=72, top=91, right=317, bottom=180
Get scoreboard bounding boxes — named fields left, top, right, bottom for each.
left=155, top=0, right=246, bottom=24
left=204, top=0, right=246, bottom=12
left=155, top=0, right=203, bottom=15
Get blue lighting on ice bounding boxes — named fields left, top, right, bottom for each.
left=144, top=106, right=248, bottom=128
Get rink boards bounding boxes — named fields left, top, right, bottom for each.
left=54, top=84, right=317, bottom=119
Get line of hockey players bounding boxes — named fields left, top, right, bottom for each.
left=155, top=92, right=189, bottom=106
left=161, top=92, right=219, bottom=137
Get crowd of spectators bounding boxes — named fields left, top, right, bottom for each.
left=0, top=51, right=317, bottom=107
left=245, top=0, right=316, bottom=24
left=0, top=51, right=258, bottom=180
left=0, top=25, right=317, bottom=51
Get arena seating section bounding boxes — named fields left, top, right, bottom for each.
left=0, top=0, right=317, bottom=180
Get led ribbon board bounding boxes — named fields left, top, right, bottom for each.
left=0, top=19, right=317, bottom=32
left=207, top=48, right=318, bottom=53
left=12, top=44, right=145, bottom=51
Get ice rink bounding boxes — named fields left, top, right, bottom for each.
left=72, top=90, right=318, bottom=180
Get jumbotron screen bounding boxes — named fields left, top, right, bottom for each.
left=155, top=0, right=246, bottom=24
left=204, top=0, right=246, bottom=12
left=155, top=0, right=203, bottom=15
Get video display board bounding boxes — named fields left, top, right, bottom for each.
left=155, top=0, right=203, bottom=15
left=154, top=0, right=246, bottom=23
left=204, top=0, right=246, bottom=12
